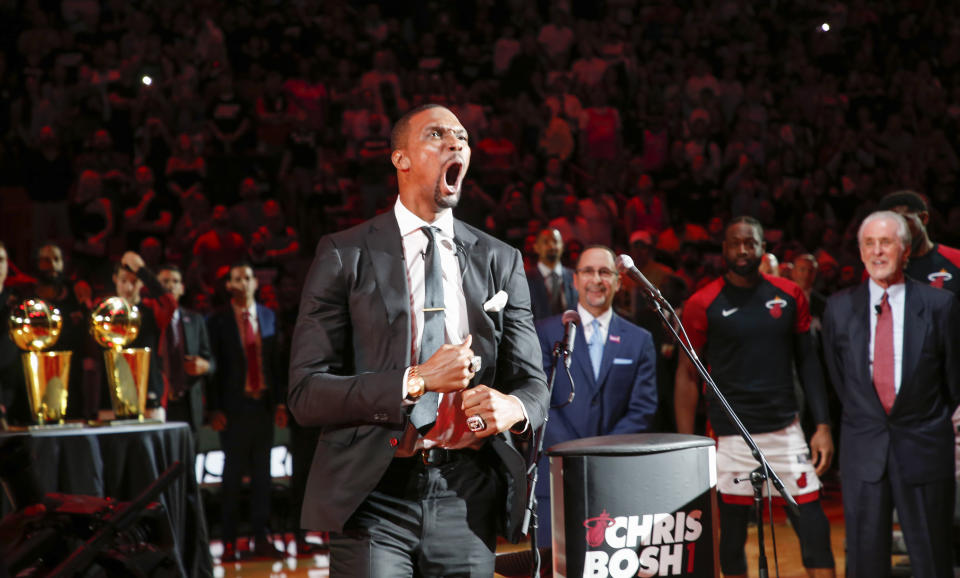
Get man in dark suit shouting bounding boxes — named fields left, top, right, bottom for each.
left=822, top=210, right=960, bottom=577
left=288, top=104, right=549, bottom=577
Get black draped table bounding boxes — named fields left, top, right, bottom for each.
left=0, top=422, right=213, bottom=577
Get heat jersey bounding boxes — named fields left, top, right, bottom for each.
left=906, top=243, right=960, bottom=295
left=683, top=274, right=826, bottom=436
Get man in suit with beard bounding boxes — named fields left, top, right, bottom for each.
left=822, top=210, right=960, bottom=577
left=288, top=104, right=549, bottom=577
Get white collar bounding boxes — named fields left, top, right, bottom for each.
left=577, top=303, right=613, bottom=328
left=868, top=278, right=905, bottom=304
left=394, top=198, right=455, bottom=239
left=231, top=300, right=257, bottom=318
left=537, top=261, right=564, bottom=278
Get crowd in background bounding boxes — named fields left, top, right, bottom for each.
left=1, top=0, right=960, bottom=424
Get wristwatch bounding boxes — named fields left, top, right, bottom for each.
left=405, top=366, right=426, bottom=400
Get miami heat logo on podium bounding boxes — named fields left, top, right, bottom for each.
left=765, top=296, right=788, bottom=319
left=583, top=510, right=616, bottom=547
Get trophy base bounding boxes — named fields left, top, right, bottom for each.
left=106, top=418, right=164, bottom=427
left=27, top=421, right=84, bottom=431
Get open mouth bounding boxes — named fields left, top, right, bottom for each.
left=442, top=159, right=464, bottom=193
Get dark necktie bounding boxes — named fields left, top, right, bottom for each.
left=410, top=226, right=444, bottom=432
left=243, top=311, right=264, bottom=397
left=163, top=314, right=187, bottom=400
left=548, top=271, right=564, bottom=315
left=873, top=291, right=895, bottom=413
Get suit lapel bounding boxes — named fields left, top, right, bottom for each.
left=365, top=212, right=412, bottom=366
left=454, top=221, right=494, bottom=384
left=849, top=283, right=872, bottom=397
left=179, top=311, right=193, bottom=353
left=898, top=280, right=925, bottom=407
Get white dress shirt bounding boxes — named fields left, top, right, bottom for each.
left=578, top=303, right=613, bottom=348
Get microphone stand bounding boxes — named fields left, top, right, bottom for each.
left=639, top=291, right=796, bottom=578
left=521, top=338, right=574, bottom=578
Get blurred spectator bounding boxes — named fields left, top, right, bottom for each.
left=206, top=72, right=252, bottom=156
left=624, top=173, right=668, bottom=237
left=487, top=184, right=533, bottom=249
left=156, top=263, right=213, bottom=433
left=285, top=59, right=328, bottom=131
left=549, top=194, right=590, bottom=248
left=793, top=253, right=826, bottom=322
left=475, top=117, right=518, bottom=190
left=251, top=199, right=299, bottom=266
left=139, top=236, right=164, bottom=271
left=165, top=132, right=206, bottom=200
left=193, top=205, right=247, bottom=288
left=622, top=230, right=674, bottom=319
left=526, top=227, right=578, bottom=320
left=23, top=126, right=73, bottom=249
left=168, top=189, right=212, bottom=266
left=124, top=165, right=173, bottom=252
left=579, top=184, right=619, bottom=247
left=255, top=70, right=293, bottom=157
left=30, top=243, right=96, bottom=419
left=759, top=252, right=779, bottom=276
left=531, top=156, right=575, bottom=222
left=69, top=170, right=114, bottom=282
left=229, top=177, right=265, bottom=240
left=0, top=241, right=30, bottom=425
left=538, top=7, right=575, bottom=66
left=578, top=88, right=622, bottom=167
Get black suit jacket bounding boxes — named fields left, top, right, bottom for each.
left=172, top=308, right=215, bottom=430
left=207, top=304, right=281, bottom=414
left=822, top=279, right=960, bottom=485
left=526, top=265, right=578, bottom=320
left=288, top=210, right=549, bottom=542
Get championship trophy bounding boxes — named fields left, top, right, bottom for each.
left=8, top=299, right=74, bottom=428
left=90, top=297, right=152, bottom=423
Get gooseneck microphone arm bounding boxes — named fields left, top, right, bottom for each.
left=616, top=254, right=796, bottom=578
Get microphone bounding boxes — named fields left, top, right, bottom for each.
left=875, top=304, right=882, bottom=315
left=561, top=310, right=580, bottom=368
left=616, top=254, right=666, bottom=303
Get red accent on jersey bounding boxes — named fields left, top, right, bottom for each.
left=681, top=276, right=725, bottom=353
left=763, top=273, right=811, bottom=333
left=721, top=490, right=820, bottom=506
left=937, top=244, right=960, bottom=268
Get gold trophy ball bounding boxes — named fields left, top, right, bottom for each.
left=90, top=297, right=141, bottom=349
left=8, top=299, right=62, bottom=352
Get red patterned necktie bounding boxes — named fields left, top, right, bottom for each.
left=243, top=311, right=263, bottom=396
left=873, top=291, right=895, bottom=413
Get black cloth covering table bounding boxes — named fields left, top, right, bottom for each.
left=0, top=422, right=213, bottom=577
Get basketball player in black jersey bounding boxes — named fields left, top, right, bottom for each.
left=676, top=216, right=836, bottom=578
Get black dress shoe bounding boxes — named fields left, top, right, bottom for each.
left=251, top=540, right=285, bottom=560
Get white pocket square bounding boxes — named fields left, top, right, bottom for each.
left=613, top=358, right=634, bottom=365
left=483, top=290, right=508, bottom=312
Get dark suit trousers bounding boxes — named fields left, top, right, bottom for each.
left=219, top=399, right=275, bottom=544
left=843, top=447, right=954, bottom=578
left=330, top=449, right=502, bottom=578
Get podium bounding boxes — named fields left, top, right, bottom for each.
left=548, top=433, right=719, bottom=578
